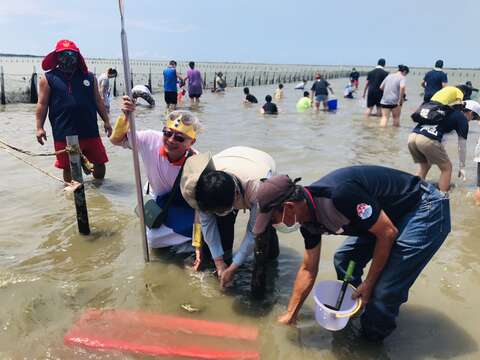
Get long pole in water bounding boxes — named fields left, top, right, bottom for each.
left=118, top=0, right=149, bottom=262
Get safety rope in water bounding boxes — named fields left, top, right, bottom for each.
left=0, top=144, right=69, bottom=185
left=0, top=137, right=94, bottom=177
left=0, top=138, right=56, bottom=156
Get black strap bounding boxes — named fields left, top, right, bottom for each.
left=231, top=174, right=245, bottom=199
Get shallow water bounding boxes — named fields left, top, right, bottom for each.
left=1, top=77, right=480, bottom=359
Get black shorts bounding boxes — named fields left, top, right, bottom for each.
left=366, top=90, right=382, bottom=108
left=164, top=91, right=177, bottom=105
left=381, top=103, right=398, bottom=109
left=189, top=93, right=202, bottom=99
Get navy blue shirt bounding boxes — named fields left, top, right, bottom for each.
left=262, top=102, right=278, bottom=114
left=45, top=69, right=99, bottom=141
left=423, top=70, right=448, bottom=101
left=412, top=109, right=469, bottom=141
left=246, top=94, right=258, bottom=103
left=300, top=165, right=423, bottom=249
left=366, top=68, right=388, bottom=92
left=311, top=79, right=330, bottom=96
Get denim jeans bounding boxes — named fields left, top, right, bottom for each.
left=333, top=183, right=451, bottom=341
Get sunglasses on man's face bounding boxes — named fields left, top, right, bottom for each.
left=162, top=128, right=188, bottom=143
left=58, top=50, right=77, bottom=57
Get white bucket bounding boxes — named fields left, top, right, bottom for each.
left=313, top=280, right=362, bottom=331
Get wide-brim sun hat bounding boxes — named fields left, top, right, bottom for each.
left=42, top=39, right=88, bottom=74
left=180, top=152, right=216, bottom=209
left=464, top=100, right=480, bottom=120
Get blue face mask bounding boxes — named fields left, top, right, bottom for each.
left=272, top=207, right=300, bottom=233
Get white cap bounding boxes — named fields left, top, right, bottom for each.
left=464, top=100, right=480, bottom=119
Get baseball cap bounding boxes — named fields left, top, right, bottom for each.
left=464, top=100, right=480, bottom=120
left=252, top=175, right=299, bottom=235
left=42, top=39, right=88, bottom=73
left=180, top=152, right=215, bottom=209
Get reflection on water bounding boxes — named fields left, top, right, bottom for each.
left=0, top=76, right=479, bottom=359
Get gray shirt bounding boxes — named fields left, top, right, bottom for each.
left=98, top=73, right=111, bottom=107
left=380, top=72, right=406, bottom=105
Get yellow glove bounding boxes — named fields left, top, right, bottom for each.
left=192, top=223, right=203, bottom=248
left=109, top=113, right=130, bottom=143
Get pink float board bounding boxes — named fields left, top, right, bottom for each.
left=64, top=308, right=260, bottom=359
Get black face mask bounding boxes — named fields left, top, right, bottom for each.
left=57, top=51, right=78, bottom=73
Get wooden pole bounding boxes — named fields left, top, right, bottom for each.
left=203, top=72, right=206, bottom=90
left=0, top=66, right=6, bottom=105
left=113, top=75, right=118, bottom=97
left=213, top=72, right=217, bottom=92
left=243, top=72, right=246, bottom=86
left=66, top=135, right=90, bottom=235
left=148, top=67, right=153, bottom=94
left=30, top=66, right=38, bottom=104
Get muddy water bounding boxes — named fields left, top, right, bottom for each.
left=1, top=76, right=479, bottom=359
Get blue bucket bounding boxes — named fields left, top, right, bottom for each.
left=327, top=98, right=338, bottom=111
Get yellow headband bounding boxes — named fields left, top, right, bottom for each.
left=165, top=115, right=196, bottom=139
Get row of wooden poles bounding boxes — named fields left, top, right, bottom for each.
left=0, top=65, right=363, bottom=105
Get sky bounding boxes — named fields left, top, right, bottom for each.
left=0, top=0, right=478, bottom=68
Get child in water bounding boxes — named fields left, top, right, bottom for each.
left=274, top=83, right=284, bottom=100
left=344, top=83, right=355, bottom=99
left=261, top=95, right=279, bottom=114
left=243, top=87, right=258, bottom=103
left=296, top=91, right=312, bottom=112
left=177, top=79, right=186, bottom=104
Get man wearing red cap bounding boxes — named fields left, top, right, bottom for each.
left=35, top=39, right=112, bottom=182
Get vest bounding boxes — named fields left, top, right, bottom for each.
left=45, top=69, right=99, bottom=141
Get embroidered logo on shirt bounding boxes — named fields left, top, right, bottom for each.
left=356, top=203, right=372, bottom=220
left=83, top=79, right=90, bottom=87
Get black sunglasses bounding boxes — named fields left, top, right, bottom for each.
left=58, top=50, right=77, bottom=58
left=162, top=128, right=187, bottom=143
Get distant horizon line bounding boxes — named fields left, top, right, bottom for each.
left=1, top=53, right=478, bottom=71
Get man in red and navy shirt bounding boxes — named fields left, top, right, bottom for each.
left=35, top=39, right=112, bottom=182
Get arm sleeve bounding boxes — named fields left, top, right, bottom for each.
left=199, top=211, right=224, bottom=259
left=232, top=204, right=257, bottom=266
left=300, top=226, right=321, bottom=250
left=443, top=73, right=448, bottom=83
left=331, top=183, right=381, bottom=232
left=455, top=115, right=469, bottom=140
left=458, top=136, right=467, bottom=169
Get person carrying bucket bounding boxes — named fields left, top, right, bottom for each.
left=252, top=165, right=451, bottom=341
left=180, top=147, right=279, bottom=291
left=110, top=97, right=202, bottom=259
left=310, top=73, right=334, bottom=111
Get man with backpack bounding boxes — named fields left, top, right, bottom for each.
left=407, top=87, right=479, bottom=192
